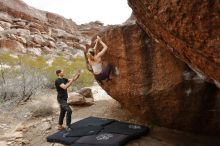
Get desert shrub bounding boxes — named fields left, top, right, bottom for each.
left=29, top=100, right=54, bottom=117
left=0, top=53, right=94, bottom=101
left=0, top=54, right=47, bottom=101
left=0, top=53, right=19, bottom=100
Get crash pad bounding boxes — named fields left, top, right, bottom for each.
left=47, top=116, right=149, bottom=146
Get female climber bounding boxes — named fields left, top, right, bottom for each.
left=86, top=36, right=115, bottom=85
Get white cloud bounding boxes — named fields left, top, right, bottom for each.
left=22, top=0, right=132, bottom=25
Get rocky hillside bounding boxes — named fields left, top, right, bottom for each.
left=0, top=0, right=104, bottom=58
left=86, top=1, right=220, bottom=135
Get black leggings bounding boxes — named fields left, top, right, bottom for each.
left=57, top=98, right=72, bottom=127
left=94, top=63, right=113, bottom=83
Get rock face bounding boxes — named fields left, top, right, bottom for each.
left=127, top=0, right=220, bottom=87
left=87, top=22, right=220, bottom=134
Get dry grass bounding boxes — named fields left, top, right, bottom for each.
left=28, top=94, right=57, bottom=118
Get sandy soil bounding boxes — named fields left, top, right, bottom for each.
left=0, top=84, right=220, bottom=146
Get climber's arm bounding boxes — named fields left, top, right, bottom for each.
left=93, top=38, right=98, bottom=53
left=96, top=37, right=108, bottom=58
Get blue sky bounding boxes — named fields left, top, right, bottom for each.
left=23, top=0, right=132, bottom=25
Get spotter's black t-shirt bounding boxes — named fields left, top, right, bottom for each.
left=55, top=78, right=69, bottom=100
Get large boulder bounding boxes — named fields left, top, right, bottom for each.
left=87, top=23, right=220, bottom=134
left=16, top=36, right=27, bottom=44
left=0, top=38, right=26, bottom=53
left=77, top=88, right=93, bottom=98
left=68, top=88, right=94, bottom=106
left=0, top=21, right=12, bottom=29
left=0, top=12, right=13, bottom=23
left=27, top=22, right=45, bottom=33
left=32, top=34, right=45, bottom=45
left=128, top=0, right=220, bottom=87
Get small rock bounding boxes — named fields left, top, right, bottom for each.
left=78, top=88, right=93, bottom=98
left=7, top=141, right=13, bottom=145
left=0, top=13, right=12, bottom=23
left=0, top=21, right=12, bottom=29
left=16, top=36, right=27, bottom=44
left=43, top=46, right=53, bottom=53
left=28, top=22, right=44, bottom=32
left=15, top=139, right=29, bottom=144
left=48, top=41, right=56, bottom=48
left=29, top=27, right=41, bottom=34
left=46, top=117, right=53, bottom=121
left=85, top=98, right=94, bottom=105
left=7, top=138, right=16, bottom=142
left=14, top=132, right=23, bottom=139
left=15, top=21, right=26, bottom=27
left=68, top=92, right=86, bottom=105
left=11, top=25, right=28, bottom=29
left=41, top=31, right=47, bottom=34
left=8, top=34, right=17, bottom=40
left=0, top=25, right=4, bottom=31
left=42, top=122, right=51, bottom=131
left=41, top=118, right=47, bottom=122
left=32, top=35, right=45, bottom=45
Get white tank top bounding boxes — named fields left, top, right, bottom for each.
left=92, top=63, right=102, bottom=74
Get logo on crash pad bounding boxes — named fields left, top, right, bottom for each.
left=128, top=124, right=141, bottom=129
left=96, top=133, right=113, bottom=141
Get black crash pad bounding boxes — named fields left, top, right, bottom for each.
left=103, top=121, right=149, bottom=138
left=47, top=116, right=149, bottom=146
left=70, top=143, right=124, bottom=146
left=74, top=133, right=130, bottom=146
left=70, top=116, right=114, bottom=128
left=70, top=144, right=93, bottom=146
left=66, top=125, right=103, bottom=137
left=47, top=130, right=79, bottom=145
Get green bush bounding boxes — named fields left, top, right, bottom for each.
left=46, top=56, right=94, bottom=90
left=0, top=53, right=94, bottom=101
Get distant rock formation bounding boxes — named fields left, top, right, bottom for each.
left=78, top=21, right=105, bottom=38
left=0, top=0, right=77, bottom=33
left=0, top=0, right=104, bottom=57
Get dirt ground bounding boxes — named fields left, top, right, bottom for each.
left=0, top=84, right=220, bottom=146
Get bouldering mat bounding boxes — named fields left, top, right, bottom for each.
left=70, top=116, right=115, bottom=128
left=47, top=116, right=149, bottom=146
left=103, top=121, right=149, bottom=138
left=73, top=133, right=130, bottom=146
left=47, top=130, right=79, bottom=145
left=66, top=125, right=103, bottom=137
